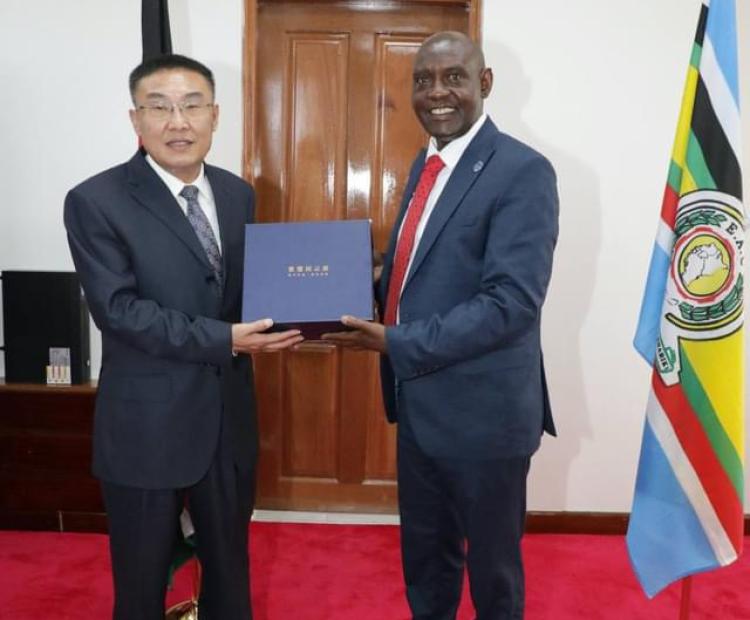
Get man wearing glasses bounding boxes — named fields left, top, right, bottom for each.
left=64, top=55, right=302, bottom=619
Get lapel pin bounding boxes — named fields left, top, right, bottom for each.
left=473, top=161, right=484, bottom=173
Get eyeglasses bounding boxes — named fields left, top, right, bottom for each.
left=136, top=100, right=215, bottom=121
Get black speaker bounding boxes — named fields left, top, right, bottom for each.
left=1, top=271, right=91, bottom=384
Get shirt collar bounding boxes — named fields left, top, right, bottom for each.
left=145, top=154, right=210, bottom=201
left=426, top=113, right=488, bottom=169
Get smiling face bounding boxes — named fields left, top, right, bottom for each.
left=129, top=68, right=218, bottom=183
left=411, top=34, right=493, bottom=150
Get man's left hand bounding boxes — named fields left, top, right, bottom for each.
left=321, top=315, right=387, bottom=353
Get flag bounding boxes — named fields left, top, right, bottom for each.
left=168, top=508, right=197, bottom=589
left=628, top=0, right=744, bottom=598
left=142, top=0, right=172, bottom=61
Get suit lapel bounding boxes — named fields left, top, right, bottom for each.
left=205, top=164, right=231, bottom=291
left=126, top=152, right=213, bottom=273
left=402, top=120, right=499, bottom=291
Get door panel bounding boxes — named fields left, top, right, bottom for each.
left=283, top=346, right=339, bottom=478
left=285, top=34, right=349, bottom=222
left=251, top=0, right=472, bottom=512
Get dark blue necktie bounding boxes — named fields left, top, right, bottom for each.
left=180, top=185, right=223, bottom=290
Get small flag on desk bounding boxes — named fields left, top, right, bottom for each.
left=628, top=0, right=745, bottom=599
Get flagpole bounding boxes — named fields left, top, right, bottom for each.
left=679, top=576, right=693, bottom=620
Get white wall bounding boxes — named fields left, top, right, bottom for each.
left=482, top=2, right=750, bottom=511
left=1, top=0, right=748, bottom=513
left=484, top=2, right=750, bottom=512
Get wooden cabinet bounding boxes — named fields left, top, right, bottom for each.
left=0, top=379, right=106, bottom=532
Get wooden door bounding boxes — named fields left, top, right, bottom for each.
left=245, top=0, right=479, bottom=512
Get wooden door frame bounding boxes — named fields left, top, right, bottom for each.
left=242, top=0, right=482, bottom=184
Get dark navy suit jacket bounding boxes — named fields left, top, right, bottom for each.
left=64, top=151, right=256, bottom=489
left=380, top=118, right=559, bottom=459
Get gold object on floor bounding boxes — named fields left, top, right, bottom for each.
left=165, top=599, right=198, bottom=620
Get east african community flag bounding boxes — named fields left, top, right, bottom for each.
left=627, top=0, right=744, bottom=598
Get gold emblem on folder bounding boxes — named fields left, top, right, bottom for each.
left=287, top=264, right=329, bottom=278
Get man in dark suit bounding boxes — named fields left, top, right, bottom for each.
left=64, top=54, right=302, bottom=620
left=324, top=32, right=558, bottom=619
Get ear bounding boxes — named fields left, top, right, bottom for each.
left=211, top=103, right=220, bottom=132
left=480, top=67, right=493, bottom=99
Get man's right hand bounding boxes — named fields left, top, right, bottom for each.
left=231, top=319, right=303, bottom=354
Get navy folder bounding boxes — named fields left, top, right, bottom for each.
left=242, top=220, right=374, bottom=339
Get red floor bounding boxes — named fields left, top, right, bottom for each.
left=0, top=524, right=748, bottom=619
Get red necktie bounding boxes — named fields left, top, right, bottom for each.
left=384, top=154, right=445, bottom=326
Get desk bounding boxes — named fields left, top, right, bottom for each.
left=0, top=379, right=105, bottom=532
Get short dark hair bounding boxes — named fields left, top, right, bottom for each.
left=129, top=54, right=215, bottom=100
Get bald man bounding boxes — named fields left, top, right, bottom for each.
left=324, top=33, right=558, bottom=619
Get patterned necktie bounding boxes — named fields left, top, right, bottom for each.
left=180, top=185, right=223, bottom=290
left=384, top=154, right=445, bottom=326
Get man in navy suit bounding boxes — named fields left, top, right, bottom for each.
left=324, top=32, right=558, bottom=619
left=64, top=55, right=302, bottom=619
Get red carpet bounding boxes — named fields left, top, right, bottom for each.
left=0, top=524, right=748, bottom=619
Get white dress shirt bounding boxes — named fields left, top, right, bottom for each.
left=395, top=113, right=488, bottom=322
left=145, top=154, right=223, bottom=251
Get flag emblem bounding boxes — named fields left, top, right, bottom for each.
left=656, top=191, right=744, bottom=386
